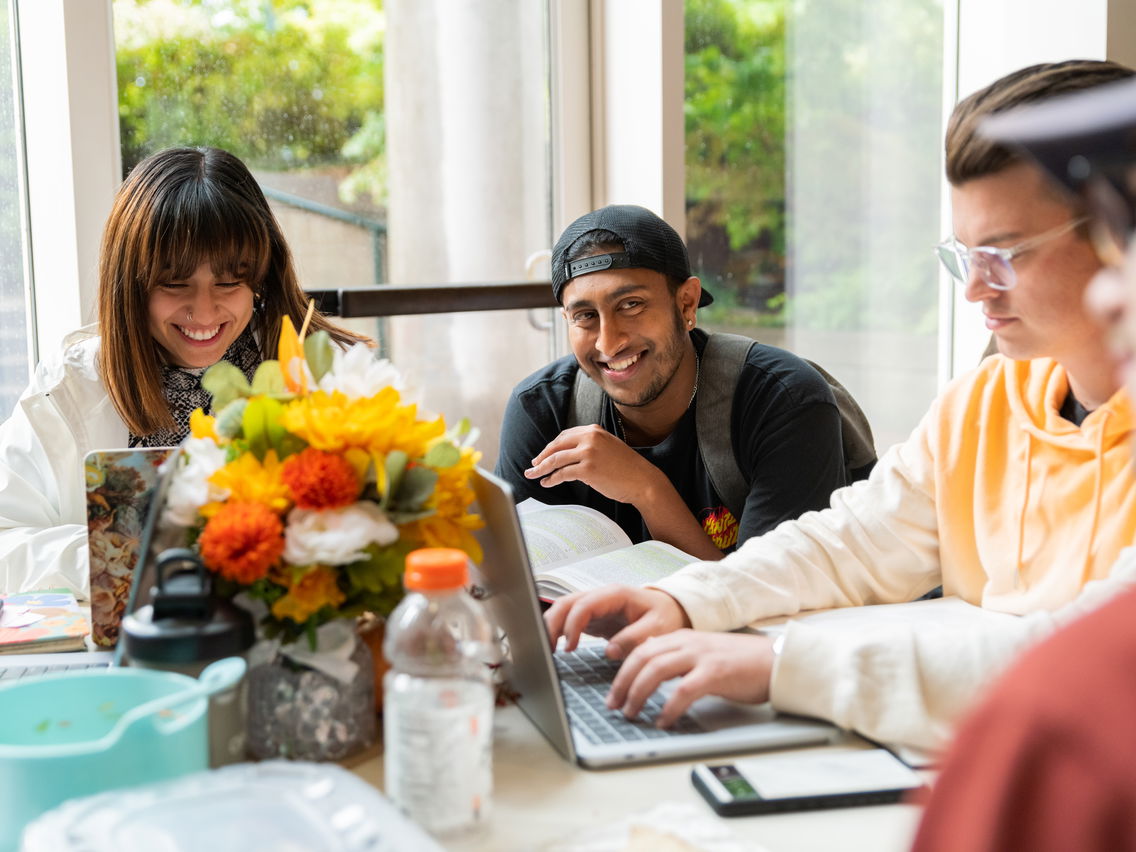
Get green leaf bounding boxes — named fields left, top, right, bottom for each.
left=346, top=541, right=414, bottom=593
left=215, top=398, right=249, bottom=439
left=251, top=361, right=288, bottom=397
left=395, top=466, right=438, bottom=511
left=202, top=362, right=252, bottom=410
left=304, top=331, right=334, bottom=383
left=242, top=397, right=287, bottom=461
left=424, top=441, right=460, bottom=468
left=386, top=508, right=436, bottom=525
left=382, top=450, right=409, bottom=508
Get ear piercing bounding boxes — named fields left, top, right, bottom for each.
left=687, top=319, right=694, bottom=327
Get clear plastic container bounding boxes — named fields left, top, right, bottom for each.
left=383, top=548, right=496, bottom=838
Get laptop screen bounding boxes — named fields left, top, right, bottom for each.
left=85, top=448, right=174, bottom=648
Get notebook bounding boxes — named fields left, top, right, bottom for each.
left=470, top=468, right=836, bottom=769
left=0, top=448, right=176, bottom=680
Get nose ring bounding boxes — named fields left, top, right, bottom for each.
left=185, top=308, right=193, bottom=322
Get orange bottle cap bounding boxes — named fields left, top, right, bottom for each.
left=404, top=548, right=470, bottom=591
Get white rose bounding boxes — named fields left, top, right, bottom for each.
left=283, top=501, right=399, bottom=566
left=318, top=343, right=409, bottom=400
left=162, top=438, right=228, bottom=527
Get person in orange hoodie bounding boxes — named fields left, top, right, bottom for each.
left=912, top=73, right=1136, bottom=851
left=542, top=60, right=1136, bottom=754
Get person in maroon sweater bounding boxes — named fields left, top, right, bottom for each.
left=912, top=75, right=1136, bottom=852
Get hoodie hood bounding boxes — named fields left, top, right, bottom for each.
left=1006, top=356, right=1133, bottom=450
left=934, top=355, right=1136, bottom=615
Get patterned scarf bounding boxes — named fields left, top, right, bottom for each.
left=129, top=329, right=262, bottom=448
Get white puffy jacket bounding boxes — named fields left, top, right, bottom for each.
left=0, top=327, right=128, bottom=598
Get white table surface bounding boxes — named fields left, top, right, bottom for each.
left=350, top=703, right=925, bottom=852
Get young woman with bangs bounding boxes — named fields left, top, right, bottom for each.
left=0, top=146, right=365, bottom=597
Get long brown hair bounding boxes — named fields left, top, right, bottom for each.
left=97, top=146, right=367, bottom=436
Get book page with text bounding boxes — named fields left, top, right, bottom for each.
left=536, top=540, right=696, bottom=598
left=517, top=500, right=633, bottom=571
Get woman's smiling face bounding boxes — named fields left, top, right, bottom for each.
left=147, top=260, right=255, bottom=368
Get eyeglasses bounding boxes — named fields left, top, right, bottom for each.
left=935, top=216, right=1090, bottom=291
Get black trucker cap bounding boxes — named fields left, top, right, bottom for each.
left=551, top=204, right=713, bottom=307
left=980, top=76, right=1136, bottom=237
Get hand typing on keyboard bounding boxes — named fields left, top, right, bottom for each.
left=604, top=630, right=778, bottom=728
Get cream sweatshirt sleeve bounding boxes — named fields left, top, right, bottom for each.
left=653, top=416, right=943, bottom=632
left=770, top=549, right=1136, bottom=752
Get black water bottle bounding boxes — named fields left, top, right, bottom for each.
left=122, top=548, right=255, bottom=766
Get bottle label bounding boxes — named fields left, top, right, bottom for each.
left=384, top=675, right=494, bottom=835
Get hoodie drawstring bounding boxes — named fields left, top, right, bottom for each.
left=1082, top=410, right=1109, bottom=583
left=1014, top=431, right=1033, bottom=587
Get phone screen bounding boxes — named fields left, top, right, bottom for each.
left=693, top=748, right=925, bottom=815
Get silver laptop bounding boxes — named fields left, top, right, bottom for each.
left=471, top=468, right=836, bottom=769
left=0, top=448, right=176, bottom=680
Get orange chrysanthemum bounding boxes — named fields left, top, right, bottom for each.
left=281, top=448, right=361, bottom=510
left=199, top=501, right=285, bottom=584
left=271, top=565, right=346, bottom=624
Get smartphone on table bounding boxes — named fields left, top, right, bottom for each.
left=692, top=748, right=925, bottom=816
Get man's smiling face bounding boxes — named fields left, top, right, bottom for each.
left=561, top=265, right=695, bottom=409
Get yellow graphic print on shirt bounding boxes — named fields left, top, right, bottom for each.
left=700, top=505, right=739, bottom=550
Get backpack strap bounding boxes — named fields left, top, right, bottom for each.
left=696, top=333, right=753, bottom=521
left=801, top=361, right=877, bottom=478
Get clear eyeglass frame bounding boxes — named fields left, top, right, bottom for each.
left=935, top=216, right=1090, bottom=291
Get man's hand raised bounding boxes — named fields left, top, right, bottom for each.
left=543, top=584, right=691, bottom=658
left=524, top=425, right=668, bottom=506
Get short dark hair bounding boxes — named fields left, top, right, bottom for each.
left=946, top=60, right=1136, bottom=186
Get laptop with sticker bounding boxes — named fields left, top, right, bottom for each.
left=0, top=448, right=174, bottom=679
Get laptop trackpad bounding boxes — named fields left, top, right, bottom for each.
left=656, top=681, right=782, bottom=731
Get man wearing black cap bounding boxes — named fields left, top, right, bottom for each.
left=914, top=73, right=1136, bottom=852
left=495, top=204, right=850, bottom=560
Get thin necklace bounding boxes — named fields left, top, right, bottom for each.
left=614, top=352, right=700, bottom=444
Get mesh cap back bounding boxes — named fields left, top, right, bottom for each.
left=551, top=205, right=712, bottom=306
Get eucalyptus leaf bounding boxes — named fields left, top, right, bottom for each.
left=304, top=330, right=334, bottom=383
left=202, top=362, right=252, bottom=410
left=424, top=441, right=460, bottom=468
left=251, top=361, right=288, bottom=397
left=395, top=466, right=438, bottom=510
left=383, top=450, right=409, bottom=507
left=215, top=398, right=249, bottom=439
left=386, top=508, right=437, bottom=524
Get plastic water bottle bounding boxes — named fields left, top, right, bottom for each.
left=383, top=547, right=496, bottom=837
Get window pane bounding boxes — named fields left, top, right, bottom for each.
left=0, top=0, right=32, bottom=417
left=686, top=0, right=943, bottom=450
left=113, top=0, right=554, bottom=466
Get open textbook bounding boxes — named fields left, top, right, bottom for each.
left=517, top=499, right=697, bottom=600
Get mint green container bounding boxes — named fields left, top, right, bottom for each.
left=0, top=657, right=244, bottom=851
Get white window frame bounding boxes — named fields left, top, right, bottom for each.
left=11, top=0, right=1136, bottom=385
left=17, top=0, right=119, bottom=359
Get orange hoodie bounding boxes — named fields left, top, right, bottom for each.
left=934, top=356, right=1134, bottom=613
left=656, top=355, right=1136, bottom=751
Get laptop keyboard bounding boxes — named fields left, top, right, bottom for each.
left=554, top=645, right=704, bottom=745
left=0, top=661, right=109, bottom=680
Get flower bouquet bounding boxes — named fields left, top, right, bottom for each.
left=162, top=312, right=483, bottom=759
